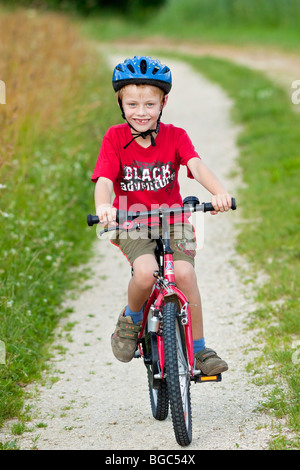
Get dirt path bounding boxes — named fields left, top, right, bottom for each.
left=1, top=56, right=278, bottom=450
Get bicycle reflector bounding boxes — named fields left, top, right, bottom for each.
left=192, top=374, right=222, bottom=383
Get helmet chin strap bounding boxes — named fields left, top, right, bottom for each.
left=119, top=98, right=163, bottom=150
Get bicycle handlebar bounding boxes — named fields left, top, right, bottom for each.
left=87, top=197, right=236, bottom=227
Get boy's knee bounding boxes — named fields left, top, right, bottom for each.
left=133, top=264, right=156, bottom=290
left=174, top=261, right=196, bottom=287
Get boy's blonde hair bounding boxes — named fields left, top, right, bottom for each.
left=116, top=83, right=165, bottom=103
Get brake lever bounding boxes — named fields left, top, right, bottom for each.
left=99, top=222, right=143, bottom=237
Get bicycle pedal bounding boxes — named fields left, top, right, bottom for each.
left=192, top=373, right=222, bottom=383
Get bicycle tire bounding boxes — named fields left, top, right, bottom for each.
left=163, top=301, right=192, bottom=446
left=147, top=368, right=169, bottom=421
left=145, top=324, right=169, bottom=421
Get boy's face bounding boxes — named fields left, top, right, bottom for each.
left=120, top=84, right=168, bottom=133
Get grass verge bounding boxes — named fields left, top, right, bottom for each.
left=0, top=8, right=118, bottom=434
left=79, top=4, right=300, bottom=53
left=175, top=53, right=299, bottom=449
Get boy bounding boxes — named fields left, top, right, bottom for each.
left=91, top=56, right=231, bottom=375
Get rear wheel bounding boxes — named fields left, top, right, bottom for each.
left=145, top=318, right=169, bottom=421
left=147, top=367, right=169, bottom=421
left=163, top=301, right=192, bottom=446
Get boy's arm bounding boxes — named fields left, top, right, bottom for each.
left=94, top=177, right=117, bottom=226
left=187, top=158, right=232, bottom=213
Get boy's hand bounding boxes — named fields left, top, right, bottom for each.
left=96, top=204, right=117, bottom=226
left=211, top=193, right=232, bottom=215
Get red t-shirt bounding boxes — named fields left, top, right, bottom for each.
left=91, top=123, right=201, bottom=222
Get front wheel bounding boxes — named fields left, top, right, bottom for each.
left=163, top=301, right=192, bottom=446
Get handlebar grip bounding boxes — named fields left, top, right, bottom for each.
left=203, top=197, right=237, bottom=212
left=87, top=210, right=121, bottom=226
left=87, top=214, right=99, bottom=226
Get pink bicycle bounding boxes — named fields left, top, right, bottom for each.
left=87, top=196, right=236, bottom=446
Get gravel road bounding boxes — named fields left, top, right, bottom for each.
left=1, top=57, right=276, bottom=450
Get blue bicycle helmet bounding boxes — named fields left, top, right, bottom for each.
left=112, top=56, right=172, bottom=94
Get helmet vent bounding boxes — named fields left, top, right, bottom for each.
left=140, top=59, right=147, bottom=74
left=127, top=64, right=135, bottom=73
left=152, top=66, right=159, bottom=75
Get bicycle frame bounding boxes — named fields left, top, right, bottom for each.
left=138, top=211, right=195, bottom=378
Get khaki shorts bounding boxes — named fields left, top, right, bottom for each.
left=111, top=223, right=196, bottom=266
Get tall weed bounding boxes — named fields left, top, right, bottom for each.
left=0, top=10, right=88, bottom=169
left=0, top=9, right=117, bottom=425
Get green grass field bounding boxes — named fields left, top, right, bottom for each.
left=80, top=0, right=300, bottom=50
